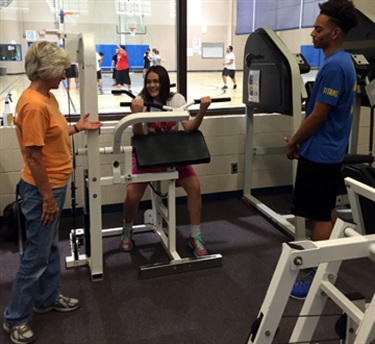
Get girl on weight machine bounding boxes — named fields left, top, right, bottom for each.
left=120, top=65, right=212, bottom=257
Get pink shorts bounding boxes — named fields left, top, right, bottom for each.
left=131, top=155, right=196, bottom=186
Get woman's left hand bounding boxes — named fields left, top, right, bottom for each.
left=199, top=96, right=211, bottom=112
left=76, top=113, right=103, bottom=131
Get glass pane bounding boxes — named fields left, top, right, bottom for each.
left=301, top=0, right=320, bottom=28
left=254, top=0, right=301, bottom=31
left=0, top=44, right=22, bottom=61
left=0, top=0, right=243, bottom=116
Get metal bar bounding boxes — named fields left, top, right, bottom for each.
left=139, top=254, right=222, bottom=279
left=176, top=0, right=187, bottom=98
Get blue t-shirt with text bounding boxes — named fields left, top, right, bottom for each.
left=299, top=50, right=356, bottom=163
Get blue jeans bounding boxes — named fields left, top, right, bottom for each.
left=4, top=179, right=67, bottom=325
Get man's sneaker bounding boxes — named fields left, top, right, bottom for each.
left=233, top=84, right=237, bottom=89
left=33, top=294, right=79, bottom=313
left=290, top=268, right=317, bottom=300
left=120, top=226, right=133, bottom=252
left=3, top=322, right=36, bottom=344
left=222, top=85, right=228, bottom=90
left=188, top=233, right=208, bottom=257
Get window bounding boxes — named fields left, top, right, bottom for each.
left=0, top=44, right=22, bottom=61
left=236, top=0, right=320, bottom=34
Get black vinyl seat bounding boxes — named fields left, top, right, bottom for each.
left=340, top=164, right=375, bottom=234
left=131, top=130, right=210, bottom=170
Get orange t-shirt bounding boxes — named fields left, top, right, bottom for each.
left=15, top=89, right=72, bottom=188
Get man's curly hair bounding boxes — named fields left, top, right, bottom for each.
left=319, top=0, right=358, bottom=34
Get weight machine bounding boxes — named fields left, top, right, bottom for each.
left=62, top=33, right=223, bottom=280
left=242, top=28, right=310, bottom=240
left=247, top=176, right=375, bottom=343
left=242, top=24, right=375, bottom=240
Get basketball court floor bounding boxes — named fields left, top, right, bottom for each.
left=0, top=71, right=245, bottom=117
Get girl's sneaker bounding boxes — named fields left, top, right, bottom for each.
left=120, top=226, right=133, bottom=252
left=188, top=233, right=208, bottom=257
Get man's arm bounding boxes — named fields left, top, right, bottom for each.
left=285, top=101, right=331, bottom=159
left=118, top=45, right=127, bottom=56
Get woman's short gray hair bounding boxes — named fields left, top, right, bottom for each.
left=25, top=41, right=71, bottom=81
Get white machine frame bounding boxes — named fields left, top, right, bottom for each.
left=248, top=177, right=375, bottom=343
left=63, top=33, right=222, bottom=280
left=243, top=28, right=307, bottom=240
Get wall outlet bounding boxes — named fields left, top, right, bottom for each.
left=231, top=163, right=238, bottom=174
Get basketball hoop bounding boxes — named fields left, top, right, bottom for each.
left=63, top=11, right=79, bottom=26
left=129, top=27, right=136, bottom=37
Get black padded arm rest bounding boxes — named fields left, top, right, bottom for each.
left=343, top=153, right=374, bottom=165
left=131, top=130, right=210, bottom=170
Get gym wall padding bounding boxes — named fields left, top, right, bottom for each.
left=301, top=45, right=324, bottom=68
left=96, top=44, right=149, bottom=71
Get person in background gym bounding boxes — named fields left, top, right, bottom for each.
left=3, top=41, right=102, bottom=344
left=111, top=47, right=119, bottom=86
left=115, top=45, right=132, bottom=92
left=284, top=0, right=358, bottom=299
left=64, top=62, right=79, bottom=90
left=151, top=48, right=163, bottom=66
left=120, top=65, right=212, bottom=257
left=96, top=51, right=104, bottom=94
left=221, top=45, right=237, bottom=90
left=143, top=48, right=151, bottom=78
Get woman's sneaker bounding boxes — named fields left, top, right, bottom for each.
left=188, top=233, right=208, bottom=257
left=120, top=226, right=134, bottom=252
left=33, top=294, right=79, bottom=313
left=3, top=322, right=36, bottom=344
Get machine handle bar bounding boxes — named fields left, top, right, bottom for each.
left=193, top=97, right=231, bottom=104
left=120, top=97, right=231, bottom=109
left=112, top=89, right=136, bottom=97
left=119, top=101, right=166, bottom=109
left=112, top=83, right=176, bottom=97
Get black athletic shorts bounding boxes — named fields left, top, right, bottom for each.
left=116, top=69, right=131, bottom=85
left=97, top=70, right=102, bottom=80
left=65, top=64, right=78, bottom=78
left=222, top=67, right=235, bottom=79
left=291, top=156, right=342, bottom=221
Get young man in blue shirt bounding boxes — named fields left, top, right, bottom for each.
left=284, top=0, right=358, bottom=299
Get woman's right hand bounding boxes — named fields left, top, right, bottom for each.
left=42, top=195, right=59, bottom=226
left=199, top=96, right=211, bottom=113
left=131, top=99, right=144, bottom=113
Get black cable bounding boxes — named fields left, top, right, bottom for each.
left=279, top=338, right=341, bottom=344
left=65, top=86, right=79, bottom=260
left=283, top=313, right=344, bottom=318
left=369, top=106, right=374, bottom=166
left=148, top=182, right=168, bottom=198
left=258, top=313, right=344, bottom=344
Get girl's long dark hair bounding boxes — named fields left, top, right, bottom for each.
left=139, top=65, right=174, bottom=105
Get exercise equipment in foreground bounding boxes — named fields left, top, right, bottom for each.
left=247, top=176, right=375, bottom=343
